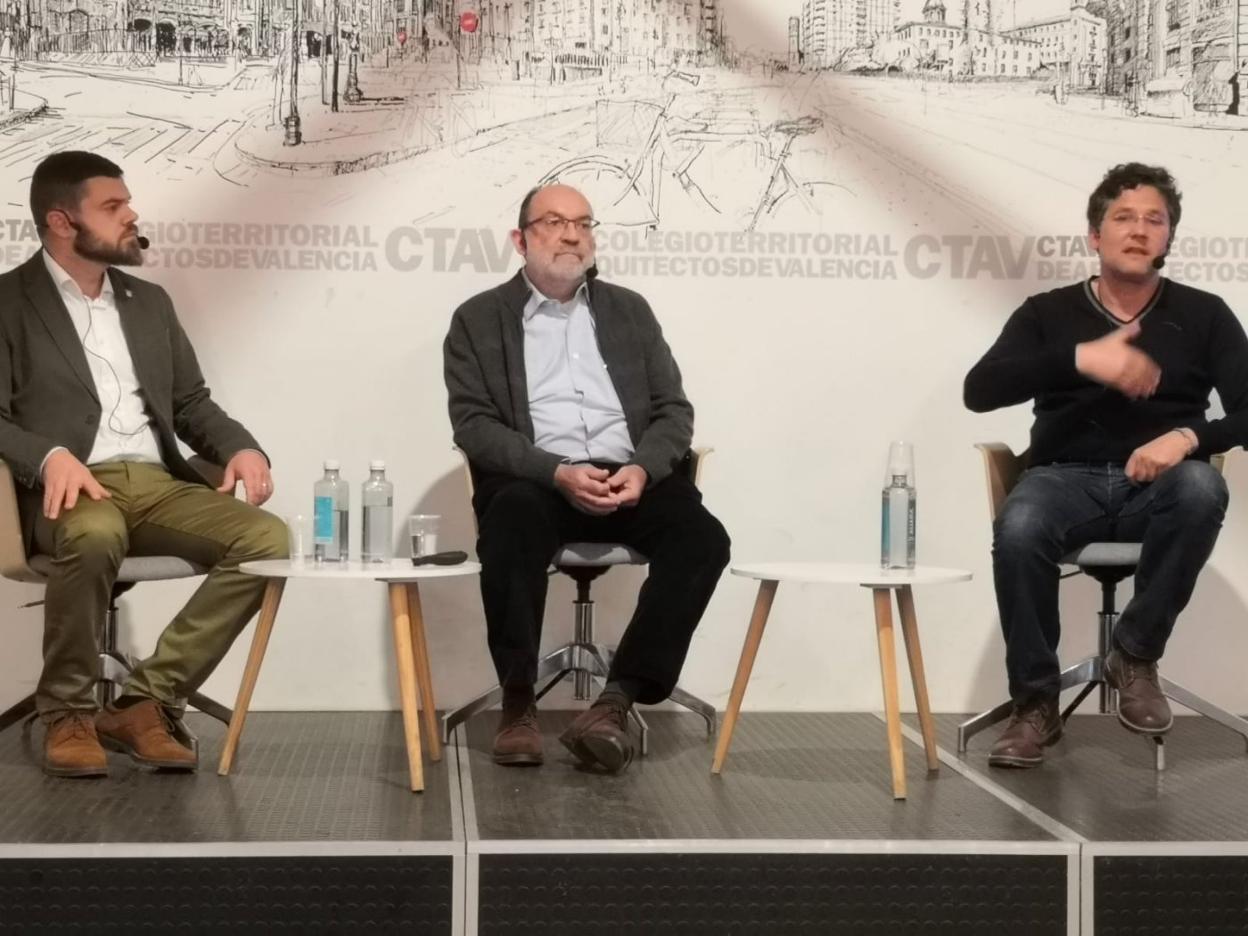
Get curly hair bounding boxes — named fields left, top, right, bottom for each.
left=1086, top=162, right=1182, bottom=233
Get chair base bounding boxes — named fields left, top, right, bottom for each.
left=957, top=653, right=1248, bottom=771
left=441, top=640, right=717, bottom=757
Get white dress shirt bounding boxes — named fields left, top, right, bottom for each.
left=41, top=251, right=164, bottom=469
left=522, top=273, right=634, bottom=464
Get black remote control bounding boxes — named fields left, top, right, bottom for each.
left=410, top=550, right=469, bottom=567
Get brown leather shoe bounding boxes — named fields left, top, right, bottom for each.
left=558, top=698, right=634, bottom=773
left=1104, top=648, right=1173, bottom=735
left=492, top=705, right=543, bottom=766
left=988, top=697, right=1062, bottom=768
left=96, top=699, right=197, bottom=770
left=44, top=712, right=108, bottom=778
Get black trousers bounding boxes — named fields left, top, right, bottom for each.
left=473, top=470, right=731, bottom=706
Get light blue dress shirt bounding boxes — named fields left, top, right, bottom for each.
left=522, top=273, right=634, bottom=464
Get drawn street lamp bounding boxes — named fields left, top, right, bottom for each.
left=330, top=0, right=339, bottom=111
left=284, top=0, right=302, bottom=144
left=344, top=23, right=362, bottom=102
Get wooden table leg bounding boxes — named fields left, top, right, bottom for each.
left=711, top=579, right=778, bottom=774
left=873, top=587, right=906, bottom=799
left=389, top=582, right=424, bottom=793
left=218, top=578, right=285, bottom=776
left=405, top=583, right=442, bottom=763
left=897, top=585, right=939, bottom=773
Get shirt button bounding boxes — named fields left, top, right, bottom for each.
left=85, top=414, right=97, bottom=425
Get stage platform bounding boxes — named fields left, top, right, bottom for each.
left=1, top=710, right=1245, bottom=934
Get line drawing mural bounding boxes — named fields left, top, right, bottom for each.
left=0, top=0, right=1242, bottom=239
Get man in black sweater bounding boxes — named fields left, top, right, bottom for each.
left=964, top=163, right=1248, bottom=768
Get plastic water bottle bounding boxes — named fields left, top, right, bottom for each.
left=880, top=441, right=917, bottom=570
left=313, top=460, right=350, bottom=563
left=361, top=459, right=394, bottom=563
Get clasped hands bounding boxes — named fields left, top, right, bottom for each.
left=554, top=463, right=647, bottom=516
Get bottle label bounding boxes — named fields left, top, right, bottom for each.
left=314, top=496, right=334, bottom=542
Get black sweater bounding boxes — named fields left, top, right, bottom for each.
left=964, top=278, right=1248, bottom=465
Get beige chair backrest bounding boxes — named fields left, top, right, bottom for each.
left=0, top=460, right=41, bottom=584
left=975, top=442, right=1229, bottom=523
left=454, top=446, right=714, bottom=535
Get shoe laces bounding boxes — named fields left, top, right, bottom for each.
left=593, top=697, right=631, bottom=731
left=502, top=705, right=538, bottom=732
left=1011, top=701, right=1056, bottom=733
left=1117, top=653, right=1160, bottom=689
left=53, top=712, right=94, bottom=740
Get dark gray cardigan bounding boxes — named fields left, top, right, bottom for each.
left=443, top=269, right=693, bottom=487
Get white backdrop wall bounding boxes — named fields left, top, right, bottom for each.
left=3, top=0, right=1248, bottom=717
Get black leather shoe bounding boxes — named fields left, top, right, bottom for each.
left=1104, top=648, right=1173, bottom=735
left=492, top=705, right=543, bottom=766
left=988, top=696, right=1062, bottom=768
left=558, top=698, right=634, bottom=773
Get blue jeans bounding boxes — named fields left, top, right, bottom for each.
left=992, top=460, right=1228, bottom=704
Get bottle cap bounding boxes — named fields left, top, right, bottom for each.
left=883, top=441, right=915, bottom=485
left=323, top=459, right=341, bottom=471
left=370, top=459, right=386, bottom=471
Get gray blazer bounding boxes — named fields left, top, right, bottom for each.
left=0, top=251, right=263, bottom=546
left=444, top=269, right=694, bottom=487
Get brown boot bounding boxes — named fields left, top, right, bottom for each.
left=558, top=696, right=634, bottom=773
left=95, top=699, right=197, bottom=770
left=44, top=711, right=108, bottom=778
left=1104, top=648, right=1173, bottom=735
left=492, top=704, right=543, bottom=766
left=988, top=697, right=1062, bottom=768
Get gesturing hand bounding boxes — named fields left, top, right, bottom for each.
left=1075, top=321, right=1161, bottom=400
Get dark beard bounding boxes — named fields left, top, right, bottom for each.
left=74, top=225, right=143, bottom=266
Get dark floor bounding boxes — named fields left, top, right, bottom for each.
left=0, top=711, right=455, bottom=846
left=943, top=711, right=1248, bottom=842
left=463, top=710, right=1056, bottom=842
left=3, top=708, right=1246, bottom=849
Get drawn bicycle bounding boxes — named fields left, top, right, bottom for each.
left=539, top=71, right=852, bottom=231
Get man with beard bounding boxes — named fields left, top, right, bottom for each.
left=965, top=163, right=1248, bottom=767
left=444, top=183, right=730, bottom=773
left=0, top=151, right=287, bottom=777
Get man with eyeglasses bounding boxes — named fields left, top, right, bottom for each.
left=965, top=163, right=1248, bottom=768
left=444, top=183, right=730, bottom=773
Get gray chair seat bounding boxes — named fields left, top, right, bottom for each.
left=553, top=543, right=647, bottom=568
left=29, top=555, right=210, bottom=582
left=1061, top=543, right=1142, bottom=569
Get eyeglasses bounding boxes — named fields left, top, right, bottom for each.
left=1107, top=211, right=1168, bottom=227
left=524, top=214, right=600, bottom=235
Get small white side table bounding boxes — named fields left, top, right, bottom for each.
left=219, top=558, right=481, bottom=792
left=715, top=562, right=972, bottom=799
